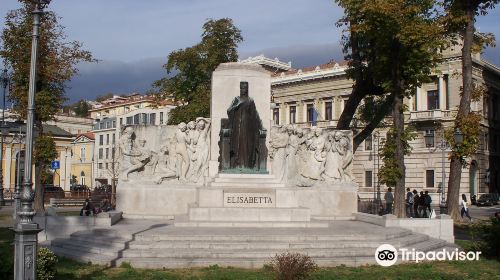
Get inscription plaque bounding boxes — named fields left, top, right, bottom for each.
left=223, top=189, right=275, bottom=207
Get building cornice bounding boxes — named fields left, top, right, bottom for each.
left=272, top=64, right=348, bottom=85
left=240, top=55, right=292, bottom=71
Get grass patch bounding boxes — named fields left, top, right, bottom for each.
left=57, top=211, right=81, bottom=217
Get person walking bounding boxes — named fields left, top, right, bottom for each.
left=405, top=188, right=414, bottom=218
left=384, top=187, right=394, bottom=214
left=412, top=190, right=419, bottom=218
left=424, top=190, right=432, bottom=216
left=419, top=191, right=427, bottom=218
left=460, top=194, right=472, bottom=221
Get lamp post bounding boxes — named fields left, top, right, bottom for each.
left=0, top=68, right=10, bottom=206
left=14, top=1, right=51, bottom=279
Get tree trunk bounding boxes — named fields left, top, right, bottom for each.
left=391, top=40, right=406, bottom=218
left=353, top=92, right=395, bottom=151
left=447, top=4, right=474, bottom=222
left=33, top=163, right=45, bottom=213
left=33, top=121, right=45, bottom=214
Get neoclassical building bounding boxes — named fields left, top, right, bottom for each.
left=242, top=48, right=500, bottom=201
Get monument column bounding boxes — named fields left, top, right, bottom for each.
left=209, top=63, right=271, bottom=177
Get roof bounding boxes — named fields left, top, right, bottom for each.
left=273, top=60, right=349, bottom=77
left=89, top=95, right=155, bottom=111
left=2, top=122, right=73, bottom=138
left=271, top=60, right=349, bottom=85
left=75, top=132, right=95, bottom=141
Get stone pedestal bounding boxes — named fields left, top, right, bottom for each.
left=209, top=63, right=271, bottom=177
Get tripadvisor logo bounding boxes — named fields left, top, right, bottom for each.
left=375, top=244, right=481, bottom=266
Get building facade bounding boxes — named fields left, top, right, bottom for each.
left=248, top=48, right=500, bottom=201
left=90, top=94, right=176, bottom=186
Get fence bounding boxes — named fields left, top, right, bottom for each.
left=1, top=188, right=112, bottom=205
left=357, top=198, right=382, bottom=215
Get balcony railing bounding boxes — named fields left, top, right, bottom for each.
left=407, top=109, right=456, bottom=122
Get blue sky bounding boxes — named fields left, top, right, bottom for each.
left=1, top=0, right=499, bottom=103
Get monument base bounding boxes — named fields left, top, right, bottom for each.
left=116, top=181, right=198, bottom=219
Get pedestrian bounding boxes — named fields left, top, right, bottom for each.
left=406, top=188, right=414, bottom=218
left=412, top=190, right=419, bottom=218
left=424, top=190, right=432, bottom=214
left=419, top=191, right=427, bottom=218
left=460, top=194, right=472, bottom=221
left=80, top=198, right=92, bottom=216
left=384, top=187, right=394, bottom=214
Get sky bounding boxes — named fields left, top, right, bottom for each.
left=1, top=0, right=499, bottom=103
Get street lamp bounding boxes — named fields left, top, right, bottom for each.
left=0, top=68, right=10, bottom=206
left=14, top=1, right=51, bottom=279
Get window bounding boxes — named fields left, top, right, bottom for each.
left=126, top=116, right=133, bottom=125
left=98, top=148, right=103, bottom=159
left=99, top=122, right=105, bottom=129
left=98, top=163, right=103, bottom=169
left=112, top=120, right=116, bottom=128
left=325, top=101, right=332, bottom=121
left=142, top=113, right=148, bottom=124
left=160, top=112, right=164, bottom=124
left=427, top=90, right=439, bottom=110
left=150, top=113, right=156, bottom=125
left=365, top=171, right=373, bottom=188
left=120, top=118, right=123, bottom=125
left=99, top=135, right=103, bottom=146
left=306, top=104, right=315, bottom=124
left=112, top=148, right=116, bottom=158
left=426, top=170, right=434, bottom=188
left=425, top=129, right=435, bottom=147
left=80, top=147, right=86, bottom=161
left=105, top=148, right=109, bottom=159
left=112, top=134, right=116, bottom=144
left=273, top=108, right=279, bottom=125
left=133, top=114, right=140, bottom=124
left=289, top=106, right=296, bottom=124
left=106, top=134, right=110, bottom=145
left=105, top=163, right=109, bottom=169
left=365, top=135, right=372, bottom=151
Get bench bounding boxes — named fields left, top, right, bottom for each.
left=49, top=198, right=87, bottom=207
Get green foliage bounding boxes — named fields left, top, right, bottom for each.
left=34, top=134, right=58, bottom=165
left=444, top=112, right=481, bottom=165
left=72, top=99, right=91, bottom=118
left=378, top=126, right=417, bottom=187
left=0, top=229, right=14, bottom=280
left=120, top=262, right=132, bottom=269
left=269, top=252, right=318, bottom=280
left=37, top=247, right=58, bottom=280
left=0, top=1, right=94, bottom=122
left=153, top=18, right=243, bottom=124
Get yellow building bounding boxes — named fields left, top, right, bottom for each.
left=1, top=122, right=74, bottom=193
left=70, top=133, right=95, bottom=187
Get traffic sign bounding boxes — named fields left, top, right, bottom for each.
left=51, top=160, right=60, bottom=170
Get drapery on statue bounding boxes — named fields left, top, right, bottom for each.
left=222, top=81, right=267, bottom=171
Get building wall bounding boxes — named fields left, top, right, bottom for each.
left=270, top=55, right=500, bottom=199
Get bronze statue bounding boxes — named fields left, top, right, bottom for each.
left=221, top=81, right=267, bottom=171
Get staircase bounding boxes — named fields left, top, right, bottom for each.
left=44, top=220, right=460, bottom=268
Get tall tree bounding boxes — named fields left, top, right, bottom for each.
left=443, top=0, right=498, bottom=221
left=72, top=99, right=91, bottom=118
left=335, top=0, right=446, bottom=217
left=153, top=18, right=243, bottom=124
left=1, top=1, right=93, bottom=212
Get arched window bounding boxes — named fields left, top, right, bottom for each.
left=80, top=171, right=86, bottom=185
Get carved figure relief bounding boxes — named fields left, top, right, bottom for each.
left=268, top=125, right=354, bottom=187
left=119, top=118, right=211, bottom=185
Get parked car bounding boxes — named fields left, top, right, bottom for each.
left=476, top=194, right=497, bottom=207
left=43, top=185, right=65, bottom=203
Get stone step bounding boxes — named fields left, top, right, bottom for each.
left=209, top=182, right=285, bottom=188
left=174, top=221, right=329, bottom=228
left=189, top=207, right=311, bottom=222
left=67, top=228, right=412, bottom=243
left=216, top=174, right=277, bottom=179
left=213, top=177, right=281, bottom=183
left=52, top=231, right=429, bottom=254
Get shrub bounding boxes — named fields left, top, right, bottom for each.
left=37, top=247, right=58, bottom=280
left=465, top=218, right=500, bottom=258
left=269, top=252, right=318, bottom=280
